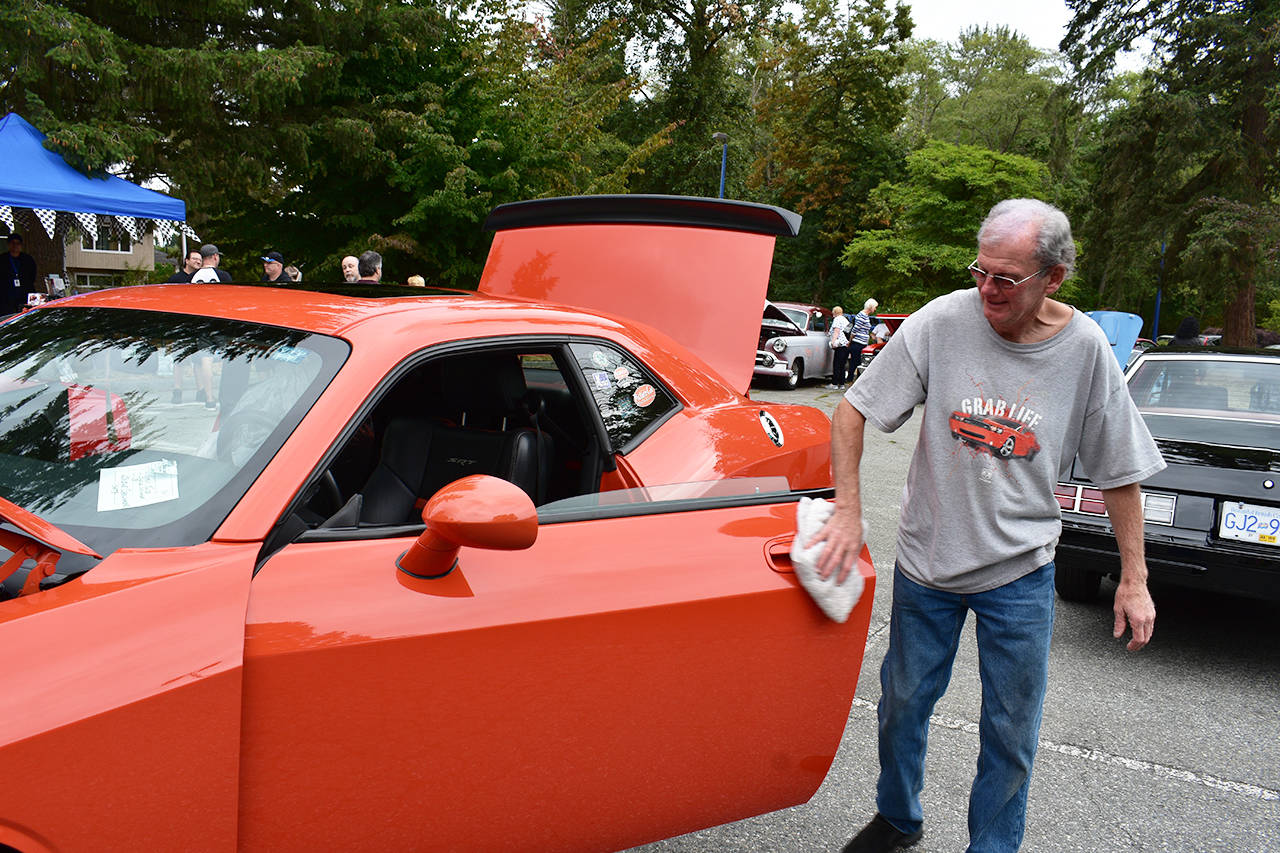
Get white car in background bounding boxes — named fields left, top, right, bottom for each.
left=753, top=301, right=835, bottom=389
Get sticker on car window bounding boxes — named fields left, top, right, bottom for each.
left=591, top=350, right=611, bottom=368
left=270, top=345, right=309, bottom=364
left=614, top=366, right=630, bottom=382
left=592, top=371, right=611, bottom=389
left=97, top=459, right=180, bottom=511
left=633, top=384, right=656, bottom=407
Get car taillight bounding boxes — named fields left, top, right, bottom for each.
left=1055, top=483, right=1175, bottom=526
left=1141, top=493, right=1176, bottom=525
left=1079, top=487, right=1107, bottom=515
left=1054, top=483, right=1106, bottom=515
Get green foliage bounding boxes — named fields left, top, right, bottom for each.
left=150, top=261, right=176, bottom=284
left=840, top=141, right=1051, bottom=310
left=1064, top=0, right=1280, bottom=344
left=751, top=0, right=913, bottom=303
left=614, top=0, right=780, bottom=199
left=899, top=27, right=1066, bottom=163
left=0, top=0, right=660, bottom=286
left=0, top=0, right=1273, bottom=335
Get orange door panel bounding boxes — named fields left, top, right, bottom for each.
left=0, top=545, right=258, bottom=852
left=239, top=502, right=874, bottom=852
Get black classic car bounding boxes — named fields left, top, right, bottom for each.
left=1055, top=348, right=1280, bottom=602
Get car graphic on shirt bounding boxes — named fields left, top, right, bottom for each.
left=948, top=411, right=1041, bottom=459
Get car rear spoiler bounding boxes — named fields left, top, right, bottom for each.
left=483, top=195, right=802, bottom=237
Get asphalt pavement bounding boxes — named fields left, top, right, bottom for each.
left=628, top=379, right=1280, bottom=853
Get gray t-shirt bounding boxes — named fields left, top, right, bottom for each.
left=847, top=288, right=1165, bottom=593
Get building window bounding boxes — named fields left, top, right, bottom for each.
left=81, top=226, right=133, bottom=253
left=74, top=273, right=123, bottom=291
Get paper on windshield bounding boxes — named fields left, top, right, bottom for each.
left=97, top=459, right=180, bottom=511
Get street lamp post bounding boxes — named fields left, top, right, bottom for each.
left=712, top=132, right=728, bottom=198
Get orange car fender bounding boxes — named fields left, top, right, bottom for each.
left=0, top=544, right=259, bottom=852
left=624, top=401, right=832, bottom=490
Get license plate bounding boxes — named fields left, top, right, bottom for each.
left=1218, top=501, right=1280, bottom=546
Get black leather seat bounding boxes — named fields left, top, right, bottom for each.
left=356, top=356, right=551, bottom=525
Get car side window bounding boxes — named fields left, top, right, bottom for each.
left=810, top=314, right=827, bottom=334
left=288, top=346, right=603, bottom=540
left=569, top=342, right=677, bottom=451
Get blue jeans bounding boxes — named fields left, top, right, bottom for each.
left=876, top=563, right=1055, bottom=853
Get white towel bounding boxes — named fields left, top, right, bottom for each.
left=790, top=496, right=866, bottom=623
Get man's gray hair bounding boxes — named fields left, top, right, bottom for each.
left=358, top=250, right=382, bottom=277
left=978, top=199, right=1075, bottom=277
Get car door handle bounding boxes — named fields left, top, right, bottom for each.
left=765, top=536, right=794, bottom=573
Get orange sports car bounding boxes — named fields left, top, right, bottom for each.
left=0, top=196, right=875, bottom=852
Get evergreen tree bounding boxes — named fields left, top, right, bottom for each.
left=752, top=0, right=912, bottom=304
left=1064, top=0, right=1280, bottom=344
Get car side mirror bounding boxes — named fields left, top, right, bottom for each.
left=396, top=475, right=538, bottom=580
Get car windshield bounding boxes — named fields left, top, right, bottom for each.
left=0, top=306, right=347, bottom=562
left=780, top=307, right=808, bottom=329
left=1128, top=358, right=1280, bottom=418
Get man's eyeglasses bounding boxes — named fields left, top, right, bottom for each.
left=967, top=260, right=1049, bottom=290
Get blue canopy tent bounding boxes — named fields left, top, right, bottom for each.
left=0, top=112, right=192, bottom=248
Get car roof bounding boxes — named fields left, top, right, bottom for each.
left=42, top=282, right=631, bottom=340
left=1136, top=346, right=1280, bottom=359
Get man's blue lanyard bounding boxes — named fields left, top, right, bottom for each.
left=8, top=254, right=20, bottom=280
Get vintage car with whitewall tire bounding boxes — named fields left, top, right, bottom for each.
left=753, top=301, right=834, bottom=389
left=1054, top=348, right=1280, bottom=603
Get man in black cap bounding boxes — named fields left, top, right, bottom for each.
left=191, top=244, right=232, bottom=282
left=4, top=234, right=37, bottom=315
left=261, top=250, right=291, bottom=283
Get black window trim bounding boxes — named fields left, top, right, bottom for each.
left=294, top=487, right=834, bottom=542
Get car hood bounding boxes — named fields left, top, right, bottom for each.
left=761, top=301, right=804, bottom=337
left=478, top=196, right=801, bottom=395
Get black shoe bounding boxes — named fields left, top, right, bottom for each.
left=841, top=814, right=923, bottom=852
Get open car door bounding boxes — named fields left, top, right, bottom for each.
left=238, top=477, right=873, bottom=852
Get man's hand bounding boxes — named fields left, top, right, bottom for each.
left=1113, top=577, right=1155, bottom=651
left=809, top=505, right=863, bottom=585
left=1101, top=483, right=1156, bottom=651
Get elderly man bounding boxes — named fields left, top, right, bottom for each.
left=341, top=255, right=359, bottom=282
left=355, top=250, right=382, bottom=283
left=261, top=250, right=291, bottom=282
left=812, top=199, right=1163, bottom=853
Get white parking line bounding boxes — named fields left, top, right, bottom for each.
left=850, top=697, right=1280, bottom=802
